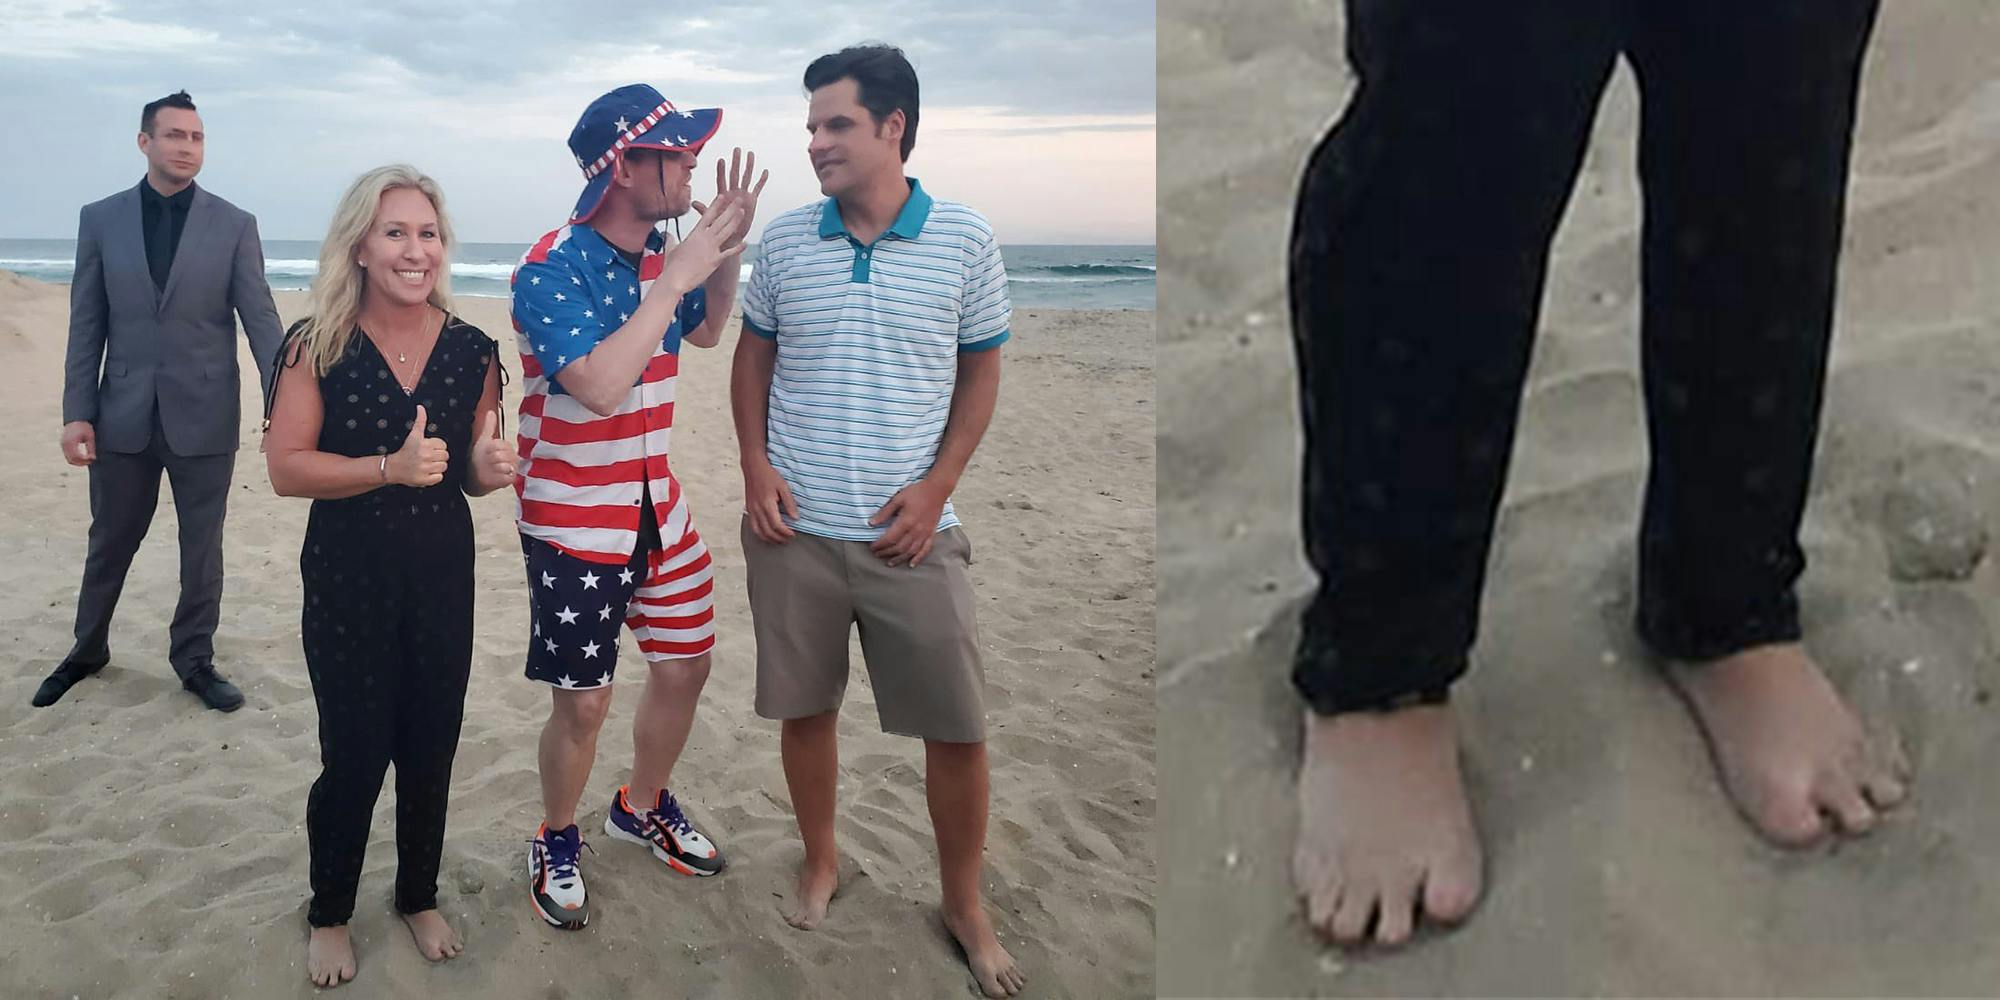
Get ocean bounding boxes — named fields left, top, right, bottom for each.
left=0, top=238, right=1154, bottom=311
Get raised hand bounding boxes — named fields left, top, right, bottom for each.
left=387, top=404, right=449, bottom=487
left=470, top=408, right=517, bottom=491
left=691, top=147, right=768, bottom=251
left=658, top=196, right=748, bottom=295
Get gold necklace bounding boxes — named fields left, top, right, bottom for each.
left=371, top=308, right=434, bottom=393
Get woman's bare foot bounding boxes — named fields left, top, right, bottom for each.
left=784, top=859, right=838, bottom=929
left=401, top=908, right=463, bottom=961
left=1666, top=642, right=1910, bottom=846
left=1293, top=702, right=1483, bottom=948
left=306, top=925, right=356, bottom=987
left=943, top=904, right=1026, bottom=998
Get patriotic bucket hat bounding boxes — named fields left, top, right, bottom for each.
left=567, top=84, right=723, bottom=225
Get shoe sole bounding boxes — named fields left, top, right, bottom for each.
left=603, top=816, right=723, bottom=877
left=184, top=685, right=244, bottom=712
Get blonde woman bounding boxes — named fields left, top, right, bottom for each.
left=264, top=165, right=516, bottom=987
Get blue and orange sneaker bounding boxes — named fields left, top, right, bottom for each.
left=527, top=822, right=591, bottom=929
left=604, top=785, right=725, bottom=877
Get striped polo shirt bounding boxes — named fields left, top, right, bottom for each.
left=510, top=223, right=709, bottom=564
left=741, top=178, right=1010, bottom=542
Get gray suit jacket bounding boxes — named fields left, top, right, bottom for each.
left=62, top=181, right=285, bottom=456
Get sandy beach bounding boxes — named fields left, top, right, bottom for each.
left=0, top=281, right=1155, bottom=998
left=1160, top=2, right=2000, bottom=995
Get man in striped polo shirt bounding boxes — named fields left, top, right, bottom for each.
left=511, top=84, right=761, bottom=931
left=731, top=46, right=1024, bottom=998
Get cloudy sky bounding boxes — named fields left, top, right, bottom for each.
left=0, top=0, right=1154, bottom=245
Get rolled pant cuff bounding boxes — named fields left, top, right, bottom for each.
left=1634, top=596, right=1804, bottom=664
left=1291, top=627, right=1465, bottom=716
left=395, top=889, right=439, bottom=915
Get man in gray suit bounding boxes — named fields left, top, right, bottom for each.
left=35, top=90, right=284, bottom=711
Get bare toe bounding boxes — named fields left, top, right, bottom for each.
left=1864, top=768, right=1907, bottom=810
left=1373, top=876, right=1417, bottom=947
left=1330, top=886, right=1376, bottom=946
left=1421, top=864, right=1480, bottom=925
left=1818, top=774, right=1877, bottom=835
left=1869, top=737, right=1912, bottom=805
left=1757, top=788, right=1828, bottom=846
left=1305, top=878, right=1341, bottom=938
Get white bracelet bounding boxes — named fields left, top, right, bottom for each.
left=379, top=454, right=389, bottom=482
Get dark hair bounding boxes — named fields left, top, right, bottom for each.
left=804, top=45, right=919, bottom=162
left=141, top=90, right=197, bottom=135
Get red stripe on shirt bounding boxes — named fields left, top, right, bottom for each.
left=533, top=401, right=674, bottom=446
left=523, top=456, right=666, bottom=488
left=519, top=500, right=651, bottom=531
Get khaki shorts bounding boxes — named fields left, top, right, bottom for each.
left=742, top=517, right=986, bottom=743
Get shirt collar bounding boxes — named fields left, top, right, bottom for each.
left=818, top=177, right=932, bottom=242
left=138, top=178, right=195, bottom=209
left=578, top=223, right=665, bottom=271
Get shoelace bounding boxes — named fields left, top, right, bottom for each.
left=528, top=834, right=594, bottom=881
left=650, top=793, right=695, bottom=838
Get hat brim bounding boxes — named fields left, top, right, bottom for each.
left=570, top=107, right=724, bottom=225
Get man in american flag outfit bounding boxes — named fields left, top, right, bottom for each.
left=510, top=83, right=763, bottom=931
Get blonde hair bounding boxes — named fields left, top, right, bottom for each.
left=295, top=165, right=457, bottom=376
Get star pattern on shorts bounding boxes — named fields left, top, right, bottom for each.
left=580, top=571, right=600, bottom=590
left=556, top=606, right=579, bottom=625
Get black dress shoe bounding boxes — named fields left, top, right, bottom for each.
left=181, top=664, right=245, bottom=712
left=32, top=659, right=106, bottom=708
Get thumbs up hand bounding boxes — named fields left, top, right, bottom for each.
left=470, top=408, right=517, bottom=492
left=387, top=404, right=449, bottom=487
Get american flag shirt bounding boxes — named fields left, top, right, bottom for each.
left=510, top=223, right=708, bottom=564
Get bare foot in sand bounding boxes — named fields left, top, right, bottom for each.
left=402, top=908, right=463, bottom=961
left=784, top=859, right=838, bottom=929
left=1666, top=642, right=1910, bottom=846
left=1293, top=702, right=1483, bottom=948
left=306, top=925, right=356, bottom=987
left=943, top=905, right=1026, bottom=997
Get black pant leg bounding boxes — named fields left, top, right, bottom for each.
left=302, top=523, right=399, bottom=927
left=389, top=519, right=475, bottom=915
left=1288, top=0, right=1624, bottom=712
left=1626, top=0, right=1881, bottom=659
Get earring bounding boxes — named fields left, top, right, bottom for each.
left=358, top=260, right=367, bottom=267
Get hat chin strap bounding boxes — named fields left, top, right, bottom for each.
left=656, top=156, right=686, bottom=240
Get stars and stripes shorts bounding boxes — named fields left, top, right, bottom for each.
left=519, top=529, right=716, bottom=690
